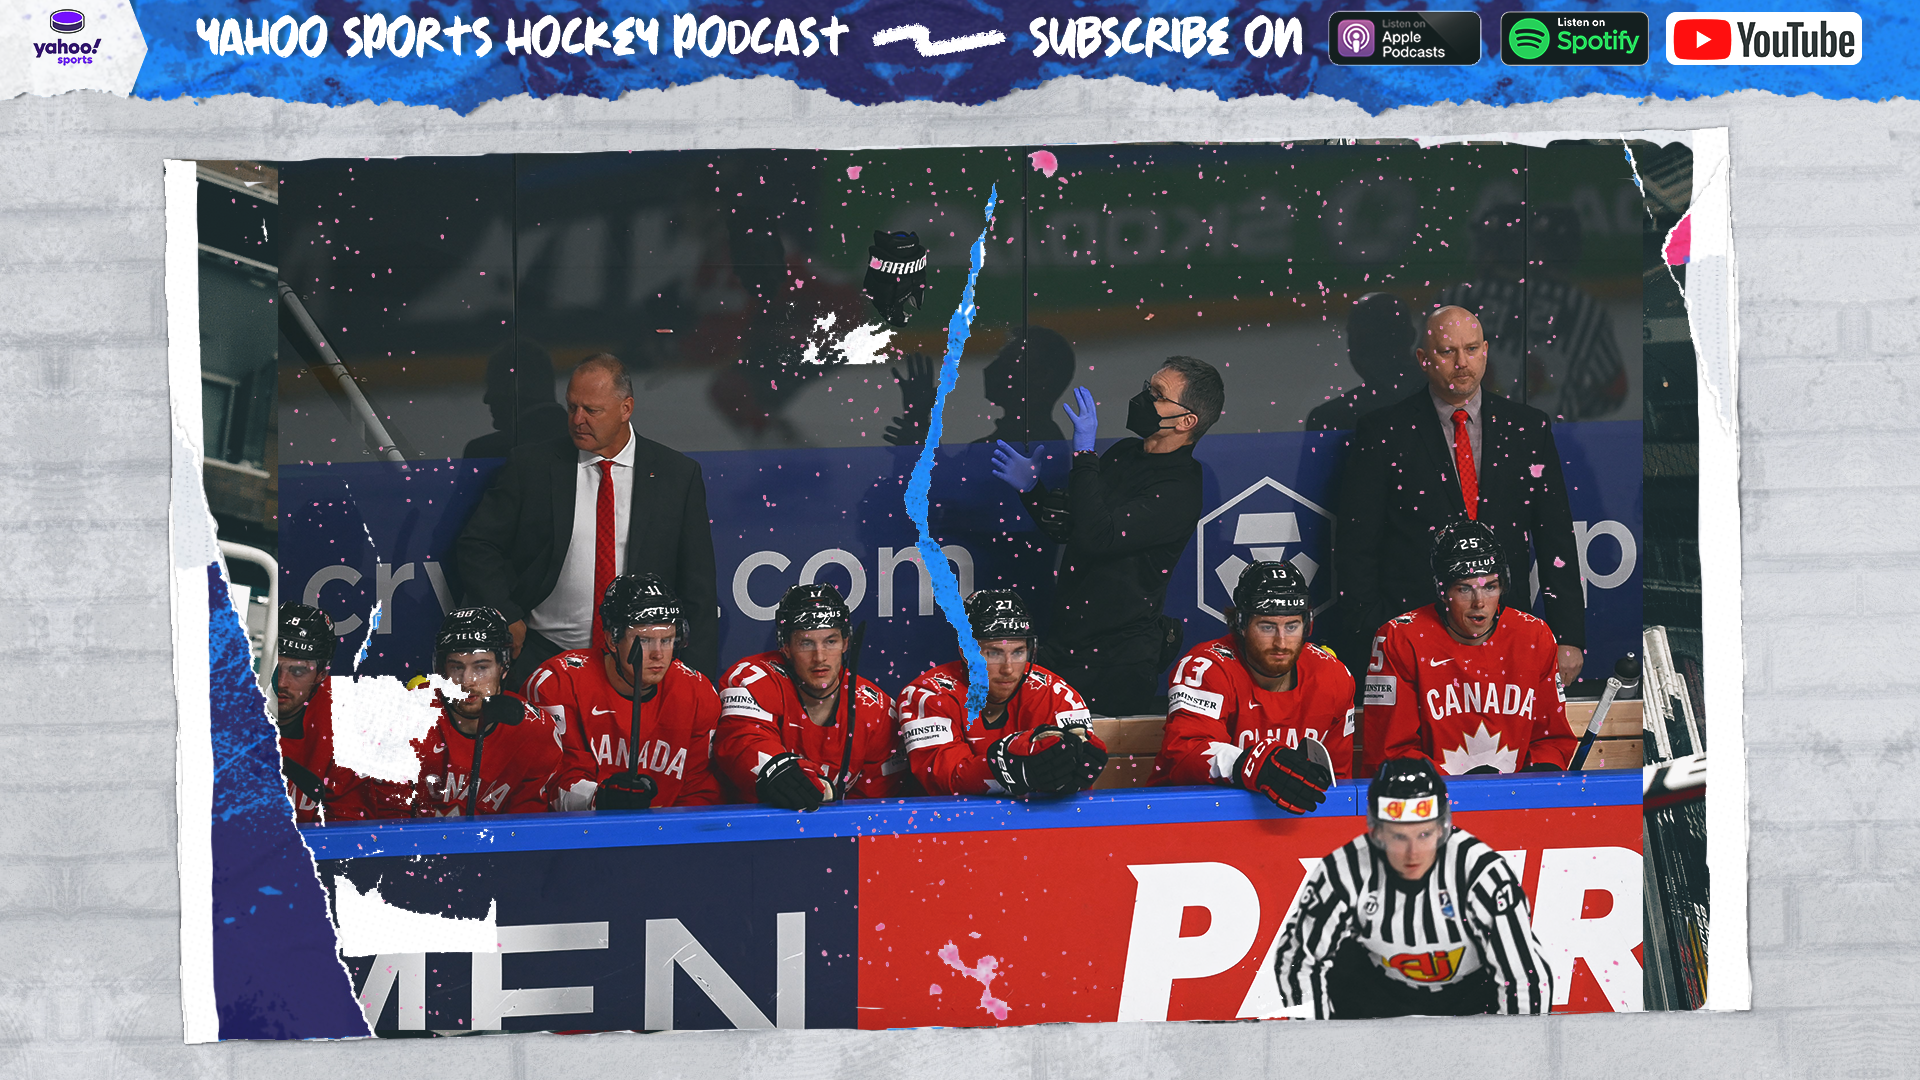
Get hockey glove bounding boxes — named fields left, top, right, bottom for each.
left=987, top=726, right=1081, bottom=797
left=1060, top=724, right=1109, bottom=790
left=757, top=752, right=826, bottom=813
left=1465, top=765, right=1502, bottom=776
left=1235, top=738, right=1332, bottom=814
left=480, top=693, right=526, bottom=728
left=596, top=771, right=657, bottom=811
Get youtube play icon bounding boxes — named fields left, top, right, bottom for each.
left=1673, top=18, right=1733, bottom=60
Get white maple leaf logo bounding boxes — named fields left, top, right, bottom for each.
left=1439, top=723, right=1519, bottom=775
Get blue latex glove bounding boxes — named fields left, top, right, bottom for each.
left=991, top=440, right=1040, bottom=493
left=1063, top=386, right=1098, bottom=454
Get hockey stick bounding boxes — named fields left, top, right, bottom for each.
left=628, top=634, right=646, bottom=784
left=1569, top=655, right=1641, bottom=771
left=467, top=694, right=525, bottom=817
left=834, top=621, right=869, bottom=803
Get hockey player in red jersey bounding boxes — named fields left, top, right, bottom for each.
left=524, top=574, right=723, bottom=811
left=1149, top=562, right=1351, bottom=811
left=897, top=590, right=1107, bottom=797
left=1362, top=520, right=1574, bottom=777
left=713, top=584, right=904, bottom=810
left=274, top=604, right=382, bottom=823
left=410, top=607, right=563, bottom=817
left=1273, top=757, right=1553, bottom=1017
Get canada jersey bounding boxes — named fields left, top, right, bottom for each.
left=1362, top=606, right=1572, bottom=777
left=525, top=650, right=723, bottom=810
left=277, top=679, right=380, bottom=823
left=713, top=651, right=904, bottom=802
left=1150, top=637, right=1357, bottom=787
left=897, top=660, right=1097, bottom=795
left=1273, top=828, right=1551, bottom=1017
left=411, top=691, right=563, bottom=817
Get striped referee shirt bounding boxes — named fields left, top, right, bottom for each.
left=1273, top=828, right=1553, bottom=1017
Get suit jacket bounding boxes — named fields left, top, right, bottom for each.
left=455, top=433, right=720, bottom=678
left=1335, top=389, right=1584, bottom=650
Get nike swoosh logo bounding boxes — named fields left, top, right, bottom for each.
left=1427, top=659, right=1451, bottom=667
left=591, top=707, right=615, bottom=715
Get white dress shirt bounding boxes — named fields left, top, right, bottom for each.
left=527, top=427, right=636, bottom=649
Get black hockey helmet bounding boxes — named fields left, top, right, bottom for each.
left=965, top=589, right=1035, bottom=647
left=1430, top=518, right=1507, bottom=604
left=600, top=574, right=688, bottom=659
left=1366, top=757, right=1452, bottom=835
left=1230, top=561, right=1313, bottom=636
left=774, top=583, right=851, bottom=643
left=278, top=603, right=336, bottom=666
left=435, top=606, right=514, bottom=671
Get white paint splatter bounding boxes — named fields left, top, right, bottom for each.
left=333, top=878, right=498, bottom=956
left=835, top=321, right=894, bottom=365
left=871, top=23, right=1006, bottom=56
left=329, top=674, right=458, bottom=783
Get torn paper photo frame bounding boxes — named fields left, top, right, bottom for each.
left=167, top=125, right=1743, bottom=1042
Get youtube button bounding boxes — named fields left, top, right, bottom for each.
left=1672, top=18, right=1733, bottom=61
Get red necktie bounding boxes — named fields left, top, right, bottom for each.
left=591, top=459, right=616, bottom=645
left=1452, top=409, right=1478, bottom=521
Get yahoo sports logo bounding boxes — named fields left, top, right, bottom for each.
left=1335, top=19, right=1374, bottom=58
left=50, top=9, right=85, bottom=33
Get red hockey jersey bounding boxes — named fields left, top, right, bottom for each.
left=410, top=690, right=564, bottom=816
left=897, top=660, right=1097, bottom=795
left=277, top=679, right=384, bottom=824
left=1362, top=605, right=1573, bottom=777
left=525, top=650, right=723, bottom=810
left=713, top=651, right=905, bottom=802
left=1149, top=636, right=1357, bottom=787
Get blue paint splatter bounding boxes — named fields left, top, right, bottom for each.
left=906, top=184, right=998, bottom=723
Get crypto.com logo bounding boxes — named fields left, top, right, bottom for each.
left=1334, top=19, right=1374, bottom=58
left=1194, top=477, right=1336, bottom=625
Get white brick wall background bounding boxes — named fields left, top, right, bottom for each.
left=0, top=82, right=1898, bottom=1078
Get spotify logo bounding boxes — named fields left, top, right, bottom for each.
left=1507, top=18, right=1551, bottom=60
left=1500, top=11, right=1650, bottom=66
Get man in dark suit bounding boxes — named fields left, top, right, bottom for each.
left=1334, top=306, right=1585, bottom=695
left=456, top=354, right=719, bottom=688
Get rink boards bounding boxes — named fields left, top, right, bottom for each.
left=306, top=771, right=1644, bottom=1031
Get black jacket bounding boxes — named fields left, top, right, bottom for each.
left=1021, top=439, right=1203, bottom=660
left=454, top=433, right=720, bottom=678
left=1335, top=389, right=1584, bottom=649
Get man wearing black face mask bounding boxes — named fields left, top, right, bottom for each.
left=990, top=356, right=1222, bottom=716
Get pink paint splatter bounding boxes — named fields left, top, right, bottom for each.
left=937, top=940, right=1010, bottom=1020
left=1554, top=557, right=1567, bottom=567
left=1028, top=150, right=1058, bottom=178
left=1530, top=464, right=1546, bottom=478
left=929, top=983, right=943, bottom=995
left=847, top=166, right=862, bottom=180
left=1663, top=213, right=1691, bottom=266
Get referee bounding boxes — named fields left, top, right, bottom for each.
left=1272, top=757, right=1554, bottom=1018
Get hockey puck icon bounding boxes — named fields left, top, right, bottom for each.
left=51, top=9, right=86, bottom=33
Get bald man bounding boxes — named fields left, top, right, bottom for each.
left=457, top=353, right=719, bottom=686
left=1332, top=306, right=1585, bottom=709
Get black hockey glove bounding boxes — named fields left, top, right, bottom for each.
left=480, top=694, right=526, bottom=728
left=1465, top=765, right=1502, bottom=776
left=596, top=771, right=657, bottom=811
left=757, top=752, right=826, bottom=813
left=863, top=231, right=928, bottom=327
left=987, top=726, right=1081, bottom=797
left=1060, top=724, right=1109, bottom=791
left=1235, top=739, right=1332, bottom=815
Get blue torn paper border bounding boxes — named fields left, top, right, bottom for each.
left=125, top=1, right=1918, bottom=116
